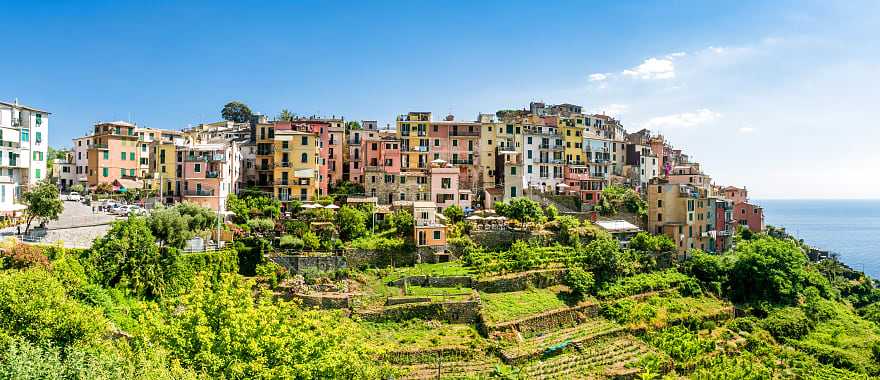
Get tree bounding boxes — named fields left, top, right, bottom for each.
left=443, top=205, right=465, bottom=224
left=728, top=237, right=809, bottom=304
left=385, top=209, right=414, bottom=237
left=545, top=204, right=558, bottom=221
left=346, top=120, right=362, bottom=130
left=148, top=206, right=192, bottom=248
left=221, top=101, right=252, bottom=123
left=565, top=267, right=595, bottom=295
left=574, top=238, right=635, bottom=285
left=277, top=109, right=295, bottom=121
left=21, top=181, right=64, bottom=234
left=555, top=215, right=582, bottom=247
left=90, top=216, right=173, bottom=297
left=336, top=206, right=367, bottom=241
left=69, top=183, right=85, bottom=194
left=95, top=182, right=113, bottom=194
left=496, top=197, right=544, bottom=225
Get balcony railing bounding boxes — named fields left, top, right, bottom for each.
left=416, top=130, right=427, bottom=136
left=450, top=130, right=480, bottom=137
left=411, top=146, right=428, bottom=152
left=92, top=144, right=109, bottom=149
left=451, top=159, right=473, bottom=165
left=185, top=189, right=215, bottom=196
left=206, top=171, right=220, bottom=178
left=276, top=161, right=292, bottom=168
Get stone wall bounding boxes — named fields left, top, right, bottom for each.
left=291, top=293, right=350, bottom=309
left=390, top=275, right=473, bottom=288
left=357, top=297, right=481, bottom=324
left=474, top=268, right=566, bottom=293
left=482, top=303, right=599, bottom=339
left=470, top=230, right=535, bottom=251
left=270, top=255, right=347, bottom=273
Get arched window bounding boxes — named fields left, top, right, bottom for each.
left=301, top=153, right=308, bottom=163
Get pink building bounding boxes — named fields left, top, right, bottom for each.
left=176, top=142, right=239, bottom=211
left=721, top=186, right=748, bottom=204
left=563, top=165, right=604, bottom=206
left=734, top=201, right=765, bottom=233
left=430, top=162, right=471, bottom=212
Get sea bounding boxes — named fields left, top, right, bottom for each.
left=758, top=199, right=880, bottom=279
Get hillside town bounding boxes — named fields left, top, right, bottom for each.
left=3, top=98, right=879, bottom=380
left=32, top=99, right=764, bottom=252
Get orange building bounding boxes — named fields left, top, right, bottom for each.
left=86, top=121, right=142, bottom=189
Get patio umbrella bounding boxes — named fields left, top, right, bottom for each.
left=324, top=204, right=340, bottom=209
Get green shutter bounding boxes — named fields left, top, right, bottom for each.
left=130, top=152, right=135, bottom=160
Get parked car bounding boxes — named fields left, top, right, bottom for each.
left=67, top=192, right=81, bottom=201
left=128, top=206, right=147, bottom=216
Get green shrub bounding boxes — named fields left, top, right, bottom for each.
left=564, top=267, right=595, bottom=295
left=762, top=307, right=814, bottom=340
left=279, top=235, right=304, bottom=250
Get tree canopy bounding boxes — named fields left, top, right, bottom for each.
left=221, top=101, right=253, bottom=123
left=21, top=181, right=64, bottom=233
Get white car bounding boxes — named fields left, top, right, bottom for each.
left=128, top=206, right=147, bottom=216
left=67, top=192, right=81, bottom=201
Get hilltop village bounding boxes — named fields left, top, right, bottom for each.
left=1, top=99, right=878, bottom=379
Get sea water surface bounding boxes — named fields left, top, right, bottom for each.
left=758, top=199, right=880, bottom=279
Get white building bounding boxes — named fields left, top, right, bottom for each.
left=0, top=100, right=49, bottom=213
left=52, top=152, right=77, bottom=191
left=72, top=135, right=92, bottom=186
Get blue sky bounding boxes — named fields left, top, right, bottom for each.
left=5, top=1, right=878, bottom=198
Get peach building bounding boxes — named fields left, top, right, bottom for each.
left=87, top=121, right=142, bottom=188
left=411, top=201, right=447, bottom=248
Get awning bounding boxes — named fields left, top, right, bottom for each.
left=113, top=178, right=142, bottom=190
left=323, top=204, right=340, bottom=209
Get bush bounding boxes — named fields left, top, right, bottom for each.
left=564, top=267, right=595, bottom=295
left=247, top=218, right=276, bottom=235
left=0, top=243, right=49, bottom=269
left=279, top=235, right=304, bottom=250
left=761, top=307, right=814, bottom=340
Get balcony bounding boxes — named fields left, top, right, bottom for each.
left=276, top=161, right=292, bottom=168
left=275, top=180, right=290, bottom=186
left=451, top=159, right=473, bottom=165
left=416, top=130, right=427, bottom=137
left=450, top=130, right=480, bottom=137
left=411, top=146, right=428, bottom=152
left=206, top=171, right=220, bottom=178
left=92, top=144, right=109, bottom=150
left=535, top=158, right=563, bottom=164
left=185, top=189, right=215, bottom=196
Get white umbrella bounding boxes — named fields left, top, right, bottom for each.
left=324, top=204, right=340, bottom=209
left=302, top=203, right=320, bottom=209
left=466, top=215, right=484, bottom=221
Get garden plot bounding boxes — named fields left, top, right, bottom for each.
left=499, top=317, right=623, bottom=364
left=398, top=359, right=498, bottom=380
left=520, top=334, right=661, bottom=380
left=479, top=286, right=574, bottom=324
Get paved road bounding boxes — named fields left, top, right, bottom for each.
left=1, top=200, right=121, bottom=248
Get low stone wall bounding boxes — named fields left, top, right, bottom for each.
left=389, top=275, right=473, bottom=288
left=474, top=268, right=566, bottom=293
left=386, top=297, right=432, bottom=306
left=288, top=293, right=350, bottom=309
left=270, top=255, right=347, bottom=273
left=357, top=297, right=481, bottom=324
left=483, top=303, right=599, bottom=339
left=383, top=346, right=477, bottom=365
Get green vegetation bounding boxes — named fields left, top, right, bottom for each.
left=480, top=287, right=571, bottom=324
left=21, top=180, right=64, bottom=234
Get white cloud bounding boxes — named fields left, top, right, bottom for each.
left=588, top=73, right=608, bottom=82
left=738, top=127, right=756, bottom=133
left=641, top=109, right=721, bottom=129
left=666, top=52, right=687, bottom=58
left=595, top=104, right=629, bottom=117
left=622, top=57, right=676, bottom=79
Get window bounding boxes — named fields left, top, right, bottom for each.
left=441, top=178, right=451, bottom=189
left=121, top=152, right=126, bottom=160
left=301, top=136, right=308, bottom=145
left=194, top=164, right=201, bottom=173
left=129, top=152, right=135, bottom=160
left=657, top=213, right=663, bottom=221
left=433, top=230, right=441, bottom=240
left=301, top=153, right=308, bottom=163
left=35, top=169, right=41, bottom=179
left=434, top=139, right=439, bottom=146
left=102, top=167, right=109, bottom=177
left=35, top=132, right=42, bottom=143
left=657, top=200, right=662, bottom=207
left=510, top=166, right=517, bottom=175
left=282, top=141, right=289, bottom=149
left=120, top=168, right=126, bottom=176
left=527, top=165, right=532, bottom=174
left=21, top=129, right=29, bottom=142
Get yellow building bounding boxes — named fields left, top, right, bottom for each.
left=273, top=127, right=320, bottom=206
left=560, top=115, right=586, bottom=165
left=396, top=111, right=431, bottom=171
left=478, top=115, right=501, bottom=189
left=151, top=141, right=179, bottom=197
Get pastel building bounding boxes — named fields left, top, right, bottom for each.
left=86, top=121, right=142, bottom=188
left=52, top=151, right=77, bottom=190
left=273, top=123, right=320, bottom=207
left=647, top=178, right=711, bottom=254
left=411, top=201, right=447, bottom=248
left=0, top=100, right=49, bottom=213
left=176, top=141, right=240, bottom=211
